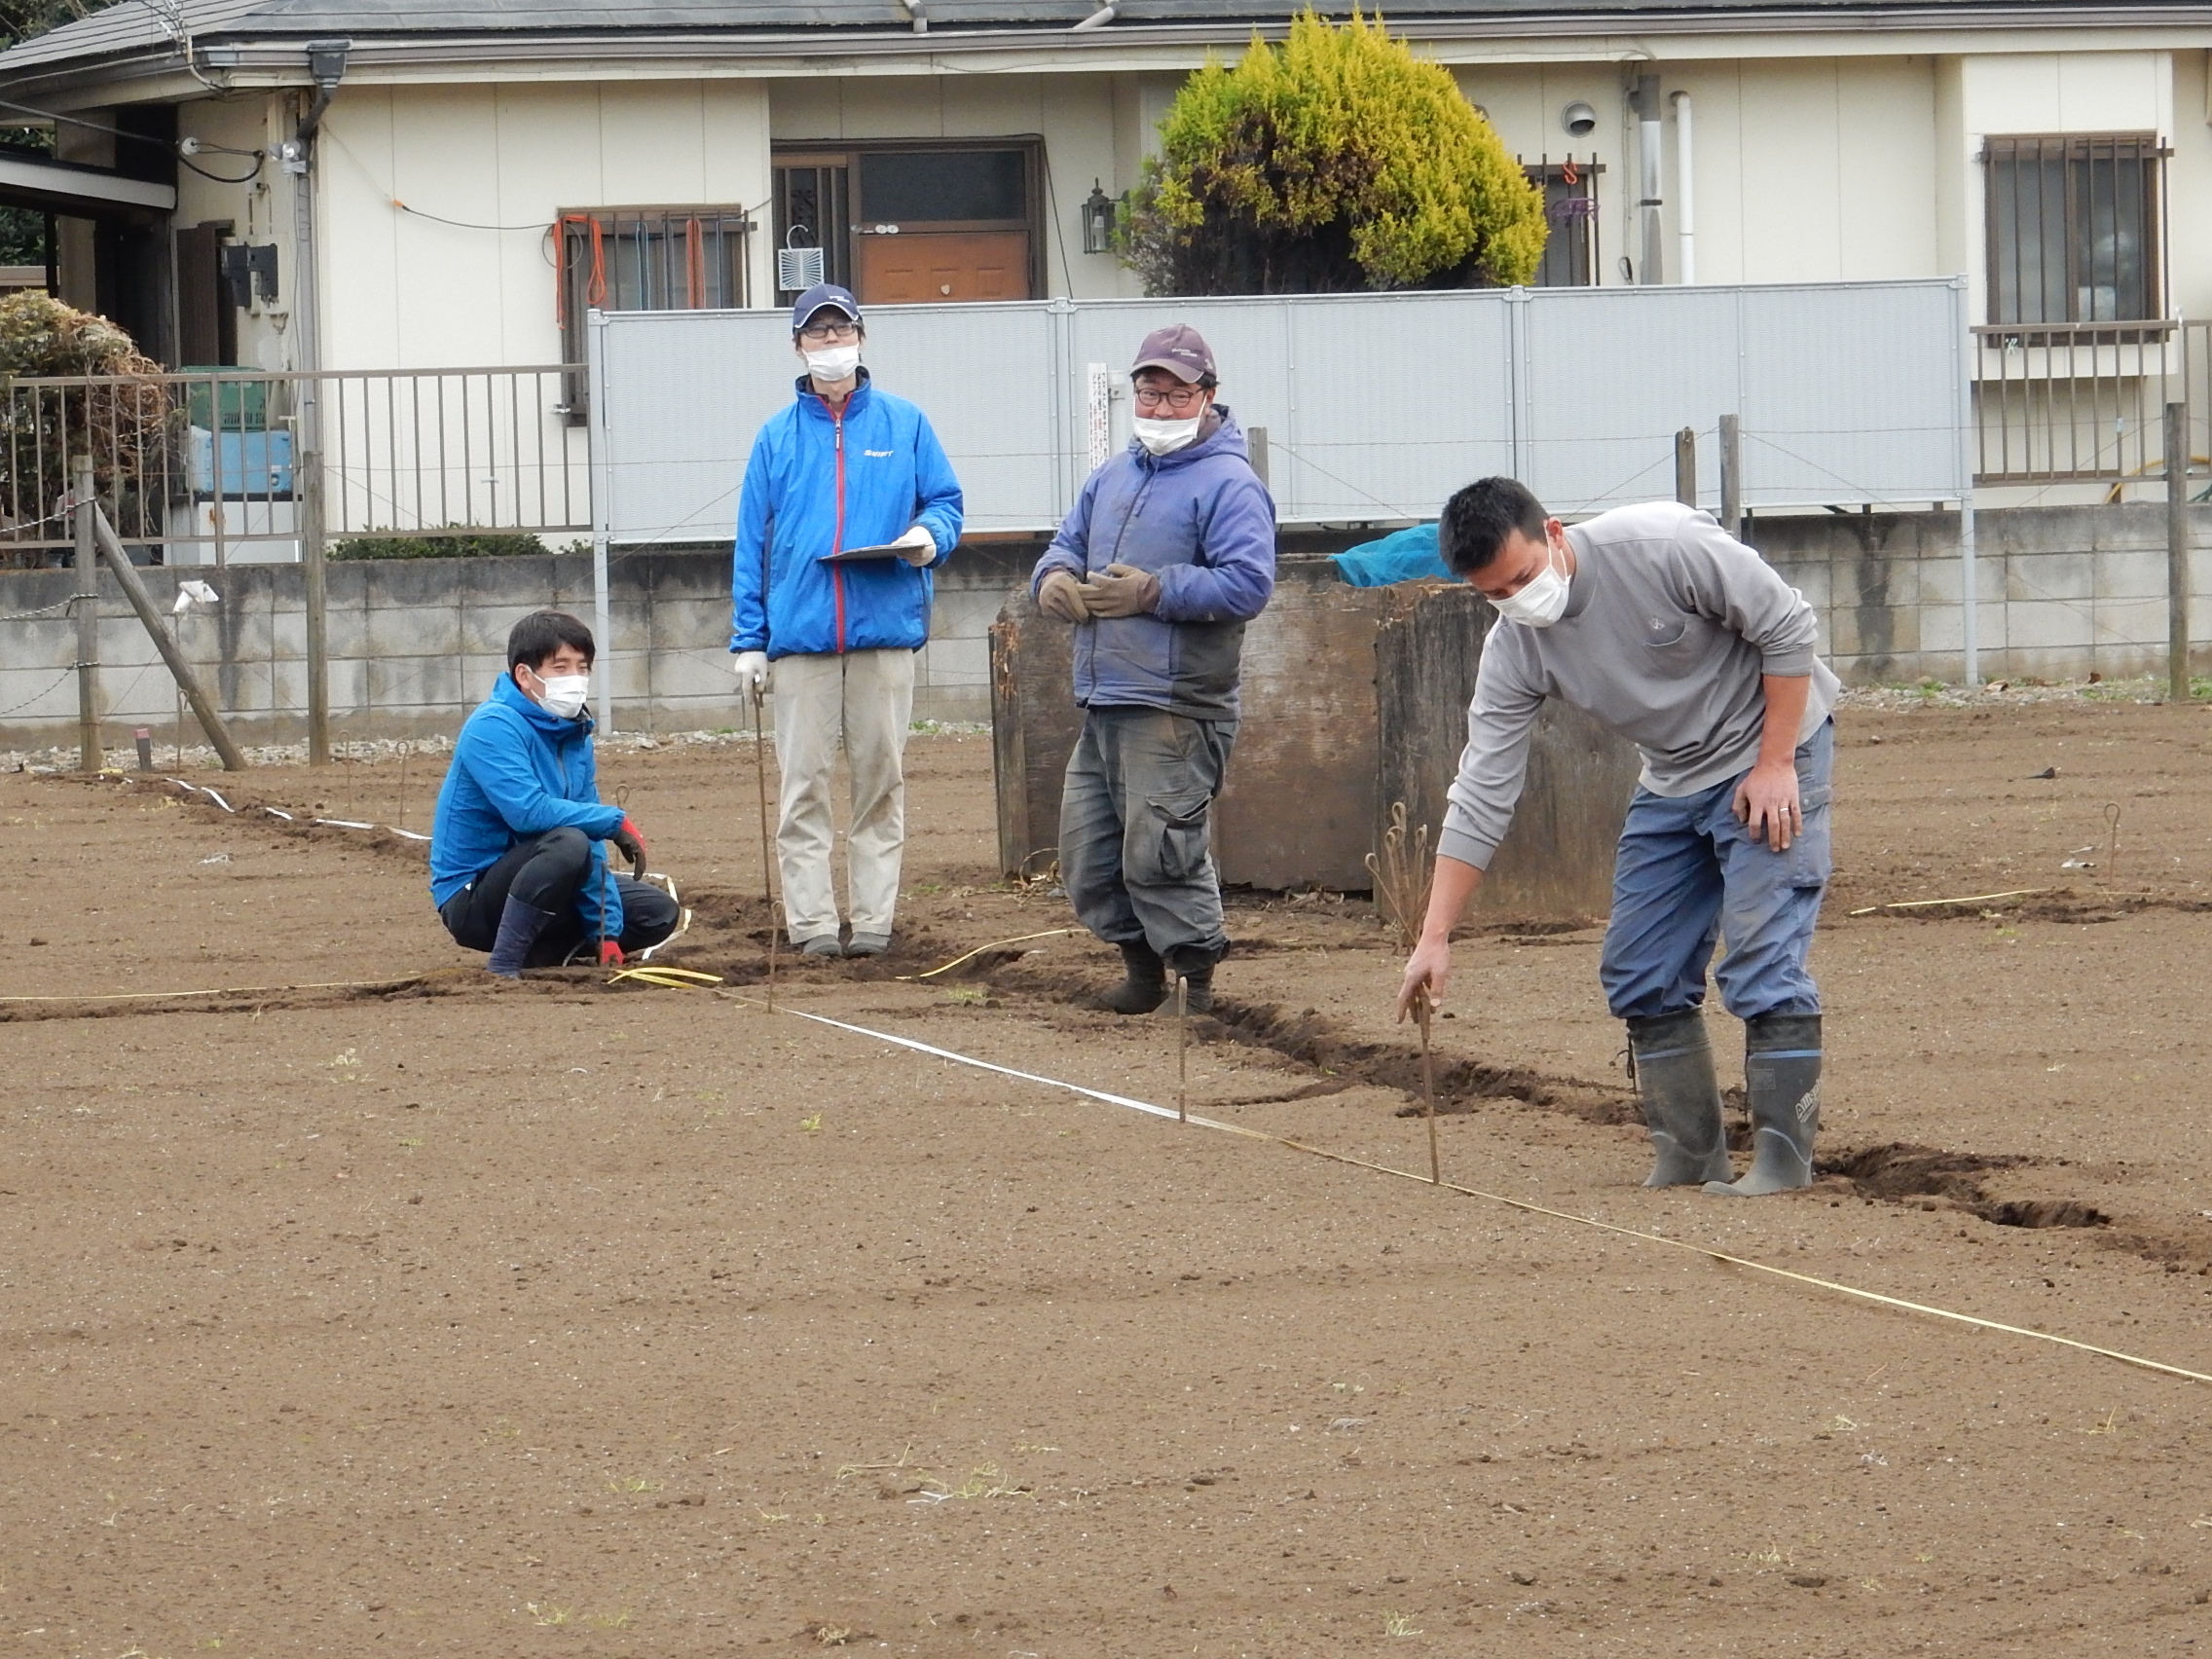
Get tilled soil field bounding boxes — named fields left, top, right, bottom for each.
left=5, top=695, right=2212, bottom=1657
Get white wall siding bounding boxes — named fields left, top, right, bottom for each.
left=308, top=81, right=772, bottom=371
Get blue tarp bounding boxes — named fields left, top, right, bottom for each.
left=1329, top=523, right=1450, bottom=587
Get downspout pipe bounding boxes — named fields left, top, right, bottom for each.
left=295, top=37, right=350, bottom=143
left=1071, top=3, right=1117, bottom=30
left=1634, top=71, right=1663, bottom=284
left=899, top=0, right=926, bottom=32
left=1670, top=90, right=1695, bottom=285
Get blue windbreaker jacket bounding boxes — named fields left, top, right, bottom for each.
left=731, top=372, right=965, bottom=660
left=428, top=674, right=628, bottom=938
left=1030, top=405, right=1276, bottom=720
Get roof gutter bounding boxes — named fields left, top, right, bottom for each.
left=9, top=6, right=2212, bottom=96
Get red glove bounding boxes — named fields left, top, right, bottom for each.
left=598, top=940, right=625, bottom=967
left=608, top=815, right=647, bottom=877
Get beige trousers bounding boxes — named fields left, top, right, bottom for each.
left=770, top=647, right=915, bottom=943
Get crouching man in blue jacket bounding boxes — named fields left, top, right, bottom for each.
left=1030, top=324, right=1276, bottom=1014
left=730, top=283, right=964, bottom=959
left=430, top=610, right=679, bottom=977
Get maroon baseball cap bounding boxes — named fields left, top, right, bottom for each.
left=1130, top=323, right=1215, bottom=384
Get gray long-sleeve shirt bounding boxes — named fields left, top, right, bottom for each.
left=1438, top=500, right=1840, bottom=871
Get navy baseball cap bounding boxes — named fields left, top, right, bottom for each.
left=792, top=283, right=861, bottom=332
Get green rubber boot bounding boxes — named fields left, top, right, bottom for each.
left=1705, top=1013, right=1822, bottom=1198
left=1626, top=1010, right=1733, bottom=1187
left=1099, top=940, right=1168, bottom=1014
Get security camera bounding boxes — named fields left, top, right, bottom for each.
left=1562, top=101, right=1598, bottom=137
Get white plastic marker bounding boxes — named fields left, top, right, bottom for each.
left=728, top=994, right=2212, bottom=1388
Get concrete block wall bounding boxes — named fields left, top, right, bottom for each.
left=1755, top=502, right=2212, bottom=685
left=0, top=540, right=1035, bottom=750
left=2, top=505, right=2206, bottom=752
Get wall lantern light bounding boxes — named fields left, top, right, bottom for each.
left=1081, top=180, right=1117, bottom=256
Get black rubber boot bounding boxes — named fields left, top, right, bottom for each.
left=1098, top=940, right=1168, bottom=1014
left=1706, top=1012, right=1822, bottom=1198
left=1163, top=943, right=1223, bottom=1015
left=1626, top=1010, right=1732, bottom=1187
left=486, top=896, right=558, bottom=978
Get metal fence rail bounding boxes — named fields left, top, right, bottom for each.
left=1975, top=318, right=2211, bottom=489
left=0, top=366, right=588, bottom=569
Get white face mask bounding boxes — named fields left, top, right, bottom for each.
left=803, top=343, right=862, bottom=384
left=1132, top=414, right=1203, bottom=457
left=1491, top=539, right=1571, bottom=628
left=532, top=671, right=590, bottom=719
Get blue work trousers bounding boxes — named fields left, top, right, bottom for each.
left=1058, top=705, right=1235, bottom=960
left=1599, top=720, right=1832, bottom=1023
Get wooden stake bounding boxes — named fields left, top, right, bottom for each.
left=1176, top=974, right=1190, bottom=1124
left=753, top=686, right=778, bottom=1013
left=1416, top=986, right=1440, bottom=1184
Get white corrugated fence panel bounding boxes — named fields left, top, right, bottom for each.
left=599, top=309, right=791, bottom=548
left=1519, top=286, right=1743, bottom=514
left=1736, top=281, right=1969, bottom=507
left=593, top=280, right=1972, bottom=545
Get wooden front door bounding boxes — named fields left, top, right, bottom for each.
left=855, top=231, right=1031, bottom=304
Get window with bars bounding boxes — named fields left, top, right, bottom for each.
left=1520, top=158, right=1603, bottom=287
left=556, top=206, right=755, bottom=420
left=1982, top=134, right=2166, bottom=335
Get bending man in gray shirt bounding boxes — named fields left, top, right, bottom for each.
left=1396, top=479, right=1841, bottom=1198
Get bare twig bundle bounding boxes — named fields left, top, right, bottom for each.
left=1364, top=800, right=1433, bottom=953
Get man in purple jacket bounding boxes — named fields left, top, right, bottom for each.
left=1030, top=324, right=1276, bottom=1014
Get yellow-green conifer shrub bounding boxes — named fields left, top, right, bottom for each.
left=1122, top=9, right=1545, bottom=295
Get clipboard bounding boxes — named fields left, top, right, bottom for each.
left=817, top=541, right=911, bottom=565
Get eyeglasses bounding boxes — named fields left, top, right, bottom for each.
left=1132, top=384, right=1207, bottom=412
left=799, top=320, right=860, bottom=343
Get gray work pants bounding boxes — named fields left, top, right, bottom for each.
left=771, top=647, right=915, bottom=944
left=1058, top=705, right=1235, bottom=961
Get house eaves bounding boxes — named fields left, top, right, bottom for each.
left=5, top=0, right=2212, bottom=104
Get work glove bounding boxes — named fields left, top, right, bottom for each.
left=731, top=650, right=770, bottom=698
left=893, top=524, right=938, bottom=567
left=1081, top=563, right=1161, bottom=619
left=1036, top=569, right=1089, bottom=624
left=598, top=940, right=626, bottom=967
left=608, top=815, right=648, bottom=878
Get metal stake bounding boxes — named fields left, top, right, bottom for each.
left=1416, top=986, right=1440, bottom=1185
left=1176, top=974, right=1190, bottom=1124
left=2167, top=400, right=2192, bottom=705
left=753, top=684, right=779, bottom=1012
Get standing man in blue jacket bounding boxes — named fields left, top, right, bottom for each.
left=730, top=283, right=964, bottom=959
left=1029, top=324, right=1276, bottom=1014
left=430, top=610, right=679, bottom=976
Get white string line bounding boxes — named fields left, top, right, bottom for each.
left=741, top=996, right=2212, bottom=1389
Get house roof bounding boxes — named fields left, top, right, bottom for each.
left=4, top=0, right=2209, bottom=92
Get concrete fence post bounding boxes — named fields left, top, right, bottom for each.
left=71, top=454, right=101, bottom=773
left=1718, top=414, right=1743, bottom=538
left=302, top=443, right=331, bottom=766
left=1675, top=426, right=1697, bottom=508
left=2169, top=400, right=2192, bottom=705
